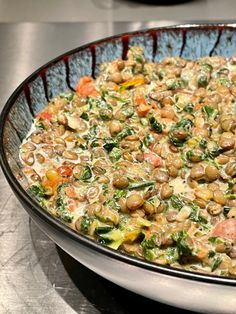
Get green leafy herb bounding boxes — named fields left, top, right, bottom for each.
left=158, top=69, right=165, bottom=80
left=216, top=67, right=228, bottom=75
left=202, top=145, right=222, bottom=161
left=168, top=119, right=193, bottom=147
left=166, top=247, right=179, bottom=264
left=80, top=112, right=89, bottom=121
left=171, top=195, right=184, bottom=210
left=102, top=183, right=108, bottom=191
left=99, top=108, right=113, bottom=121
left=189, top=203, right=207, bottom=226
left=110, top=95, right=130, bottom=105
left=186, top=150, right=194, bottom=161
left=184, top=103, right=194, bottom=113
left=56, top=183, right=73, bottom=223
left=79, top=143, right=87, bottom=150
left=116, top=125, right=133, bottom=141
left=199, top=139, right=207, bottom=149
left=128, top=181, right=155, bottom=190
left=104, top=199, right=120, bottom=211
left=219, top=77, right=230, bottom=87
left=103, top=137, right=118, bottom=152
left=143, top=134, right=155, bottom=147
left=166, top=79, right=185, bottom=90
left=83, top=125, right=97, bottom=140
left=201, top=63, right=213, bottom=72
left=141, top=235, right=157, bottom=250
left=113, top=189, right=128, bottom=200
left=80, top=166, right=92, bottom=181
left=149, top=116, right=163, bottom=133
left=90, top=140, right=99, bottom=148
left=36, top=122, right=46, bottom=129
left=81, top=215, right=92, bottom=233
left=198, top=74, right=209, bottom=88
left=172, top=230, right=193, bottom=257
left=223, top=206, right=231, bottom=217
left=202, top=105, right=214, bottom=118
left=28, top=183, right=48, bottom=208
left=109, top=147, right=122, bottom=162
left=28, top=183, right=45, bottom=200
left=211, top=256, right=222, bottom=272
left=134, top=54, right=144, bottom=64
left=208, top=250, right=216, bottom=258
left=121, top=104, right=134, bottom=118
left=208, top=236, right=224, bottom=245
left=101, top=90, right=108, bottom=99
left=60, top=92, right=74, bottom=102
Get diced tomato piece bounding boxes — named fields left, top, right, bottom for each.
left=39, top=111, right=52, bottom=121
left=194, top=103, right=201, bottom=110
left=143, top=152, right=162, bottom=167
left=137, top=104, right=151, bottom=117
left=134, top=93, right=146, bottom=106
left=212, top=219, right=236, bottom=240
left=76, top=76, right=99, bottom=97
left=56, top=165, right=72, bottom=177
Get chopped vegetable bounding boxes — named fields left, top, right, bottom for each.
left=149, top=116, right=163, bottom=133
left=80, top=166, right=92, bottom=181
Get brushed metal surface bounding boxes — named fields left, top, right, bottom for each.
left=0, top=22, right=195, bottom=314
left=0, top=0, right=236, bottom=22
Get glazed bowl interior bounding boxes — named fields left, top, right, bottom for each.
left=1, top=23, right=236, bottom=287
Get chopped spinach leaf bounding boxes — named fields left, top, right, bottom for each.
left=116, top=125, right=133, bottom=141
left=172, top=230, right=193, bottom=257
left=199, top=139, right=207, bottom=149
left=208, top=250, right=216, bottom=258
left=83, top=125, right=97, bottom=140
left=128, top=181, right=155, bottom=190
left=103, top=137, right=118, bottom=152
left=171, top=195, right=184, bottom=210
left=81, top=215, right=92, bottom=233
left=36, top=122, right=46, bottom=129
left=28, top=183, right=45, bottom=200
left=113, top=189, right=128, bottom=201
left=208, top=236, right=224, bottom=244
left=166, top=247, right=179, bottom=264
left=202, top=105, right=214, bottom=118
left=168, top=119, right=193, bottom=147
left=189, top=203, right=207, bottom=225
left=184, top=103, right=194, bottom=113
left=198, top=74, right=209, bottom=88
left=211, top=256, right=222, bottom=272
left=80, top=166, right=92, bottom=181
left=149, top=116, right=163, bottom=133
left=143, top=134, right=155, bottom=147
left=109, top=147, right=122, bottom=162
left=56, top=183, right=73, bottom=223
left=80, top=112, right=89, bottom=121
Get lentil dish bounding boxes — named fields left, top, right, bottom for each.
left=20, top=47, right=236, bottom=277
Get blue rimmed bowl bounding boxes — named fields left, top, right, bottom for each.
left=1, top=24, right=236, bottom=314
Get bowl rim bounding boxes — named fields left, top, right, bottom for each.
left=1, top=22, right=236, bottom=286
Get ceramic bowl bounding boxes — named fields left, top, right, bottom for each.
left=1, top=24, right=236, bottom=314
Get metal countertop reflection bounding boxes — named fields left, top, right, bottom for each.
left=0, top=22, right=196, bottom=314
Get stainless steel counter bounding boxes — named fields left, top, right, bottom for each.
left=0, top=22, right=197, bottom=314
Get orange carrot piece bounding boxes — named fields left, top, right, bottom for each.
left=137, top=104, right=151, bottom=117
